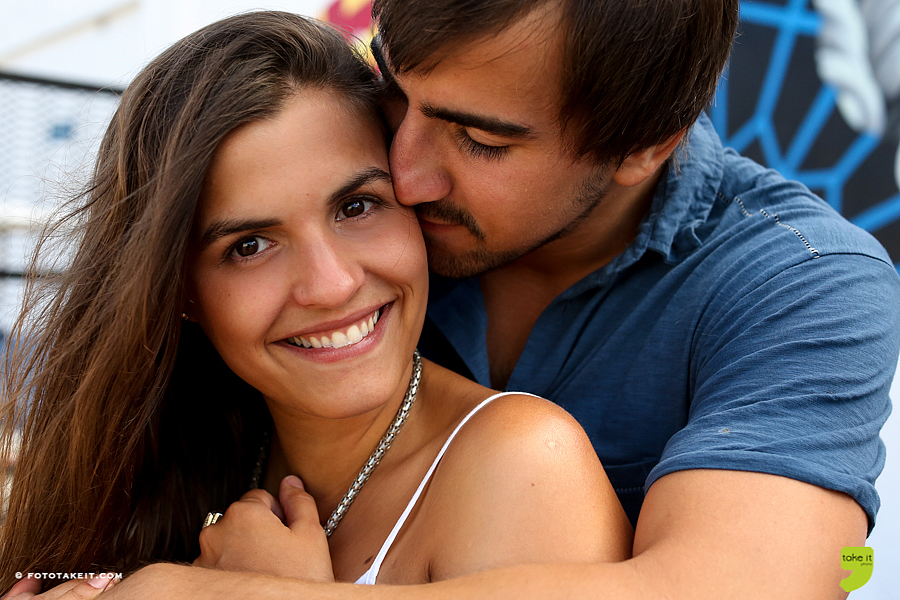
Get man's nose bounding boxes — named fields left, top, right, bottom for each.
left=389, top=113, right=452, bottom=207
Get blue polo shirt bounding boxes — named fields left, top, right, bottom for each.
left=419, top=113, right=900, bottom=531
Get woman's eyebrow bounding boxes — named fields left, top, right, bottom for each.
left=199, top=168, right=391, bottom=248
left=328, top=167, right=392, bottom=205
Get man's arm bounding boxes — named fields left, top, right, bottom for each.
left=46, top=467, right=859, bottom=600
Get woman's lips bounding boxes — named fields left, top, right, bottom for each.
left=286, top=308, right=381, bottom=349
left=277, top=302, right=394, bottom=363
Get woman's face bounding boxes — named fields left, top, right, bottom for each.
left=188, top=90, right=428, bottom=419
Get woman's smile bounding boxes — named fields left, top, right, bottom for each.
left=284, top=305, right=383, bottom=349
left=276, top=302, right=394, bottom=365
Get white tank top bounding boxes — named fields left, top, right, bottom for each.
left=354, top=391, right=533, bottom=585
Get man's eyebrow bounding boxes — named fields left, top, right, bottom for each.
left=199, top=168, right=392, bottom=249
left=420, top=102, right=535, bottom=140
left=370, top=39, right=531, bottom=140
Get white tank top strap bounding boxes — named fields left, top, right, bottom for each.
left=354, top=391, right=538, bottom=585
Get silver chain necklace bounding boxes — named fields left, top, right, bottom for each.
left=250, top=350, right=423, bottom=538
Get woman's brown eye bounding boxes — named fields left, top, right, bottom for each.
left=336, top=198, right=376, bottom=221
left=230, top=236, right=271, bottom=259
left=341, top=200, right=366, bottom=218
left=236, top=239, right=259, bottom=256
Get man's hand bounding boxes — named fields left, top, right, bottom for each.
left=4, top=575, right=117, bottom=600
left=9, top=470, right=865, bottom=600
left=2, top=575, right=41, bottom=599
left=194, top=475, right=334, bottom=583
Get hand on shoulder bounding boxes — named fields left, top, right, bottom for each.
left=194, top=477, right=334, bottom=582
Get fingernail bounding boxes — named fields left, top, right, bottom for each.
left=87, top=575, right=111, bottom=589
left=284, top=475, right=304, bottom=489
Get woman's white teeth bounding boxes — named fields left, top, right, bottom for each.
left=290, top=309, right=381, bottom=349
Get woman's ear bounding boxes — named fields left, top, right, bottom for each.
left=181, top=298, right=197, bottom=322
left=613, top=129, right=687, bottom=187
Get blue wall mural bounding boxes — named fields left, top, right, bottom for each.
left=711, top=0, right=900, bottom=270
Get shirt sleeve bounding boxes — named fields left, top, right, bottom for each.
left=645, top=251, right=900, bottom=533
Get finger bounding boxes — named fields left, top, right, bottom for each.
left=6, top=576, right=103, bottom=600
left=48, top=575, right=117, bottom=600
left=236, top=488, right=285, bottom=522
left=279, top=475, right=321, bottom=533
left=238, top=488, right=275, bottom=506
left=3, top=576, right=41, bottom=598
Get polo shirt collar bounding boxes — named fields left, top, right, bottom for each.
left=558, top=113, right=726, bottom=298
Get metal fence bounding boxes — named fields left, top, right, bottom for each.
left=0, top=72, right=120, bottom=337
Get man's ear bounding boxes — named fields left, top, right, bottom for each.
left=613, top=129, right=687, bottom=187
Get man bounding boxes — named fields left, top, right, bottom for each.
left=12, top=0, right=899, bottom=598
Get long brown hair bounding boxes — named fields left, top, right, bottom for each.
left=0, top=11, right=380, bottom=587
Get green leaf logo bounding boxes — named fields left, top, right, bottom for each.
left=840, top=547, right=873, bottom=592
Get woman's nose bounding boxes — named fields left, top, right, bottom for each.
left=289, top=238, right=365, bottom=309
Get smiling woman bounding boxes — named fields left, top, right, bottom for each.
left=188, top=91, right=427, bottom=419
left=0, top=10, right=630, bottom=594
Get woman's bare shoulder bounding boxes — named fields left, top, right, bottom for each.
left=416, top=380, right=632, bottom=580
left=441, top=391, right=604, bottom=483
left=418, top=359, right=604, bottom=481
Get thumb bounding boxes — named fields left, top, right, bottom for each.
left=3, top=575, right=40, bottom=599
left=23, top=575, right=117, bottom=600
left=279, top=475, right=321, bottom=533
left=60, top=575, right=118, bottom=599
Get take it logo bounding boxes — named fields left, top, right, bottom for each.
left=840, top=547, right=873, bottom=592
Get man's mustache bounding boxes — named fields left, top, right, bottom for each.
left=415, top=202, right=485, bottom=241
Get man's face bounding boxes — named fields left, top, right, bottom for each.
left=383, top=10, right=611, bottom=278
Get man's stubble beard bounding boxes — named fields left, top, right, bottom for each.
left=421, top=169, right=611, bottom=279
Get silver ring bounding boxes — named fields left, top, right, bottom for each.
left=202, top=512, right=223, bottom=528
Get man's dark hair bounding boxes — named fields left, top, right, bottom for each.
left=373, top=0, right=739, bottom=165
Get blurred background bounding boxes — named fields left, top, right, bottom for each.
left=1, top=0, right=898, bottom=596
